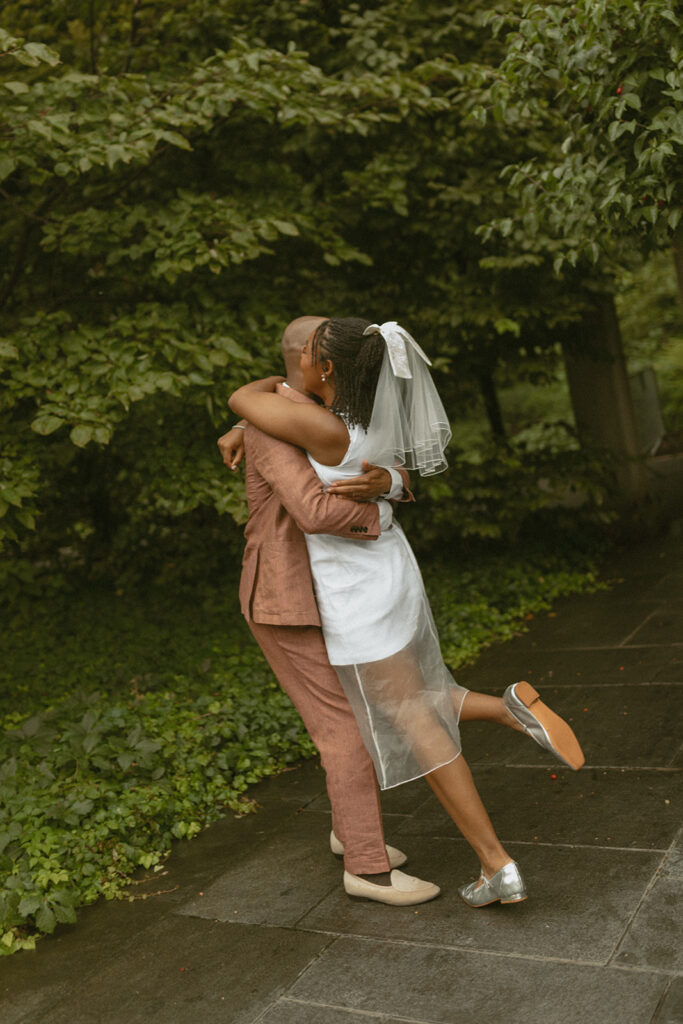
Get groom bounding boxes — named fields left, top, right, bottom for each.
left=217, top=316, right=440, bottom=906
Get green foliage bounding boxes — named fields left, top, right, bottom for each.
left=479, top=1, right=683, bottom=273
left=0, top=2, right=673, bottom=618
left=0, top=9, right=446, bottom=568
left=0, top=541, right=603, bottom=954
left=0, top=591, right=316, bottom=955
left=426, top=548, right=605, bottom=667
left=403, top=426, right=613, bottom=551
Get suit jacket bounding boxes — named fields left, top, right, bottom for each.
left=239, top=387, right=386, bottom=627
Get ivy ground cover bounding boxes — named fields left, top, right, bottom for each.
left=0, top=546, right=604, bottom=955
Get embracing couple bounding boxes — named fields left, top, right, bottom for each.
left=218, top=315, right=584, bottom=909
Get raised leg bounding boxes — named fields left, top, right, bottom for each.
left=458, top=690, right=524, bottom=731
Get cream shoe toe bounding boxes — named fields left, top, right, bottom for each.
left=330, top=829, right=408, bottom=869
left=344, top=869, right=440, bottom=906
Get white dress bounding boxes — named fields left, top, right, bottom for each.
left=306, top=424, right=468, bottom=790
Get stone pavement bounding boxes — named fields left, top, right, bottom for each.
left=1, top=533, right=682, bottom=1024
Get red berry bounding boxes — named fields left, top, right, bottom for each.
left=616, top=86, right=622, bottom=95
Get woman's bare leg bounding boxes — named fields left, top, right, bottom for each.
left=425, top=754, right=513, bottom=880
left=458, top=690, right=524, bottom=731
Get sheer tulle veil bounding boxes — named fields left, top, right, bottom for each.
left=362, top=321, right=451, bottom=476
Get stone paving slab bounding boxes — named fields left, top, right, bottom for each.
left=459, top=682, right=682, bottom=768
left=178, top=833, right=340, bottom=926
left=613, top=873, right=683, bottom=973
left=0, top=894, right=169, bottom=1024
left=287, top=936, right=668, bottom=1024
left=504, top=684, right=681, bottom=768
left=655, top=978, right=683, bottom=1024
left=1, top=533, right=681, bottom=1024
left=455, top=645, right=683, bottom=689
left=397, top=767, right=680, bottom=850
left=297, top=838, right=662, bottom=964
left=500, top=597, right=667, bottom=648
left=45, top=918, right=329, bottom=1024
left=627, top=608, right=683, bottom=646
left=648, top=570, right=683, bottom=599
left=259, top=1002, right=418, bottom=1024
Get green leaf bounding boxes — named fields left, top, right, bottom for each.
left=0, top=154, right=17, bottom=182
left=31, top=416, right=64, bottom=436
left=105, top=145, right=128, bottom=169
left=0, top=340, right=18, bottom=359
left=18, top=895, right=43, bottom=916
left=271, top=219, right=299, bottom=236
left=3, top=81, right=30, bottom=94
left=1, top=487, right=22, bottom=507
left=14, top=509, right=36, bottom=530
left=23, top=42, right=60, bottom=66
left=35, top=906, right=57, bottom=934
left=53, top=903, right=77, bottom=925
left=70, top=425, right=95, bottom=447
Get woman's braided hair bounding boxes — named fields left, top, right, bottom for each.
left=311, top=317, right=385, bottom=429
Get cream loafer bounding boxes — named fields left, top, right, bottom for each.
left=459, top=861, right=527, bottom=908
left=330, top=829, right=407, bottom=869
left=504, top=680, right=585, bottom=771
left=344, top=869, right=440, bottom=906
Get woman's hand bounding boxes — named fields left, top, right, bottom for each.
left=242, top=375, right=286, bottom=393
left=217, top=425, right=246, bottom=471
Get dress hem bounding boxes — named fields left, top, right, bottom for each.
left=378, top=748, right=462, bottom=792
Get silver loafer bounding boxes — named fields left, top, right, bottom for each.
left=330, top=829, right=407, bottom=869
left=504, top=680, right=585, bottom=771
left=459, top=861, right=527, bottom=908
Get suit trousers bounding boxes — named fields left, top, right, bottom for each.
left=248, top=619, right=391, bottom=875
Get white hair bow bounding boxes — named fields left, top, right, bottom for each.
left=363, top=321, right=432, bottom=380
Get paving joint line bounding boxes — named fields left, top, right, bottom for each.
left=523, top=643, right=683, bottom=651
left=250, top=932, right=341, bottom=1024
left=650, top=975, right=676, bottom=1024
left=667, top=742, right=683, bottom=768
left=283, top=928, right=682, bottom=975
left=390, top=834, right=669, bottom=854
left=606, top=830, right=680, bottom=969
left=279, top=995, right=443, bottom=1023
left=490, top=762, right=680, bottom=771
left=618, top=608, right=662, bottom=647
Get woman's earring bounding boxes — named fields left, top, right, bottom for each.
left=321, top=374, right=327, bottom=382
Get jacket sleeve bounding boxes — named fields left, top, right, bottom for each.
left=250, top=431, right=381, bottom=539
left=397, top=467, right=415, bottom=503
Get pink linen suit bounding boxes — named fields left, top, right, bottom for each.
left=240, top=385, right=401, bottom=874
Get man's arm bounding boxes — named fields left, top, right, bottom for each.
left=327, top=463, right=415, bottom=503
left=250, top=430, right=384, bottom=539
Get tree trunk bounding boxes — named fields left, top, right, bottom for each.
left=477, top=368, right=506, bottom=441
left=562, top=294, right=648, bottom=504
left=672, top=226, right=683, bottom=314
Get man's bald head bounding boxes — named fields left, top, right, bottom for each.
left=281, top=315, right=327, bottom=387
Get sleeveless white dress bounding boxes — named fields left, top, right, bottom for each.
left=306, top=424, right=468, bottom=790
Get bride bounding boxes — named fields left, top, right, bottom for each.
left=229, top=316, right=584, bottom=907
